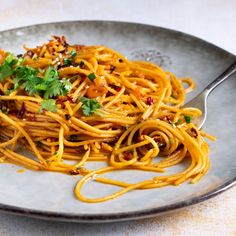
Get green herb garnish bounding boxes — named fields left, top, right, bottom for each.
left=184, top=115, right=192, bottom=123
left=14, top=66, right=41, bottom=93
left=0, top=54, right=72, bottom=113
left=0, top=53, right=17, bottom=81
left=14, top=66, right=72, bottom=99
left=40, top=99, right=57, bottom=112
left=71, top=50, right=77, bottom=58
left=64, top=58, right=72, bottom=66
left=80, top=97, right=101, bottom=116
left=88, top=73, right=96, bottom=81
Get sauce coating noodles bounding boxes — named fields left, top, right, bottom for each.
left=0, top=36, right=215, bottom=203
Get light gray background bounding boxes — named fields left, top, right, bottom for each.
left=0, top=0, right=235, bottom=235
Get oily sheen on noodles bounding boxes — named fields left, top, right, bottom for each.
left=0, top=36, right=215, bottom=203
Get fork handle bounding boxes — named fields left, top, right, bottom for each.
left=205, top=61, right=236, bottom=95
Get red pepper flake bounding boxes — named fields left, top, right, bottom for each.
left=56, top=98, right=65, bottom=105
left=61, top=35, right=69, bottom=47
left=153, top=136, right=162, bottom=143
left=110, top=84, right=121, bottom=92
left=123, top=151, right=132, bottom=160
left=161, top=115, right=174, bottom=125
left=27, top=114, right=36, bottom=121
left=69, top=169, right=80, bottom=175
left=153, top=136, right=166, bottom=148
left=26, top=50, right=34, bottom=58
left=133, top=131, right=140, bottom=142
left=53, top=35, right=61, bottom=41
left=146, top=97, right=154, bottom=105
left=74, top=44, right=85, bottom=51
left=162, top=116, right=167, bottom=121
left=66, top=95, right=73, bottom=103
left=17, top=102, right=26, bottom=119
left=118, top=58, right=123, bottom=63
left=53, top=35, right=69, bottom=48
left=190, top=128, right=198, bottom=137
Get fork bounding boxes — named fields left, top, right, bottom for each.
left=184, top=61, right=236, bottom=129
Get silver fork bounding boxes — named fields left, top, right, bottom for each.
left=184, top=61, right=236, bottom=129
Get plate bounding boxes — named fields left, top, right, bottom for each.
left=0, top=21, right=235, bottom=222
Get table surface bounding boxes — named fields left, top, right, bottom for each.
left=0, top=0, right=235, bottom=235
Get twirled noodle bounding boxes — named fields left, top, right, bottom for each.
left=0, top=36, right=215, bottom=203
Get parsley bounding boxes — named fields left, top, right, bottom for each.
left=71, top=50, right=77, bottom=58
left=88, top=73, right=96, bottom=81
left=184, top=115, right=192, bottom=123
left=80, top=97, right=101, bottom=116
left=64, top=58, right=72, bottom=66
left=40, top=99, right=57, bottom=112
left=0, top=53, right=17, bottom=81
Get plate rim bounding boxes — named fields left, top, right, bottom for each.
left=0, top=20, right=235, bottom=223
left=0, top=176, right=235, bottom=223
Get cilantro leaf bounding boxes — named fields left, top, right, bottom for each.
left=64, top=58, right=72, bottom=66
left=13, top=65, right=72, bottom=99
left=1, top=52, right=72, bottom=100
left=40, top=99, right=57, bottom=112
left=88, top=73, right=96, bottom=81
left=13, top=66, right=42, bottom=94
left=5, top=53, right=18, bottom=65
left=14, top=65, right=36, bottom=79
left=80, top=97, right=101, bottom=116
left=61, top=78, right=72, bottom=91
left=0, top=53, right=18, bottom=81
left=184, top=115, right=192, bottom=123
left=23, top=76, right=44, bottom=95
left=0, top=63, right=13, bottom=81
left=44, top=66, right=59, bottom=82
left=42, top=66, right=72, bottom=99
left=71, top=50, right=77, bottom=58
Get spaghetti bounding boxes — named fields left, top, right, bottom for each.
left=0, top=36, right=215, bottom=203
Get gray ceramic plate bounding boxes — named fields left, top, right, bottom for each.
left=0, top=21, right=235, bottom=223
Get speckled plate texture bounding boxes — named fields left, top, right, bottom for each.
left=0, top=21, right=235, bottom=223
